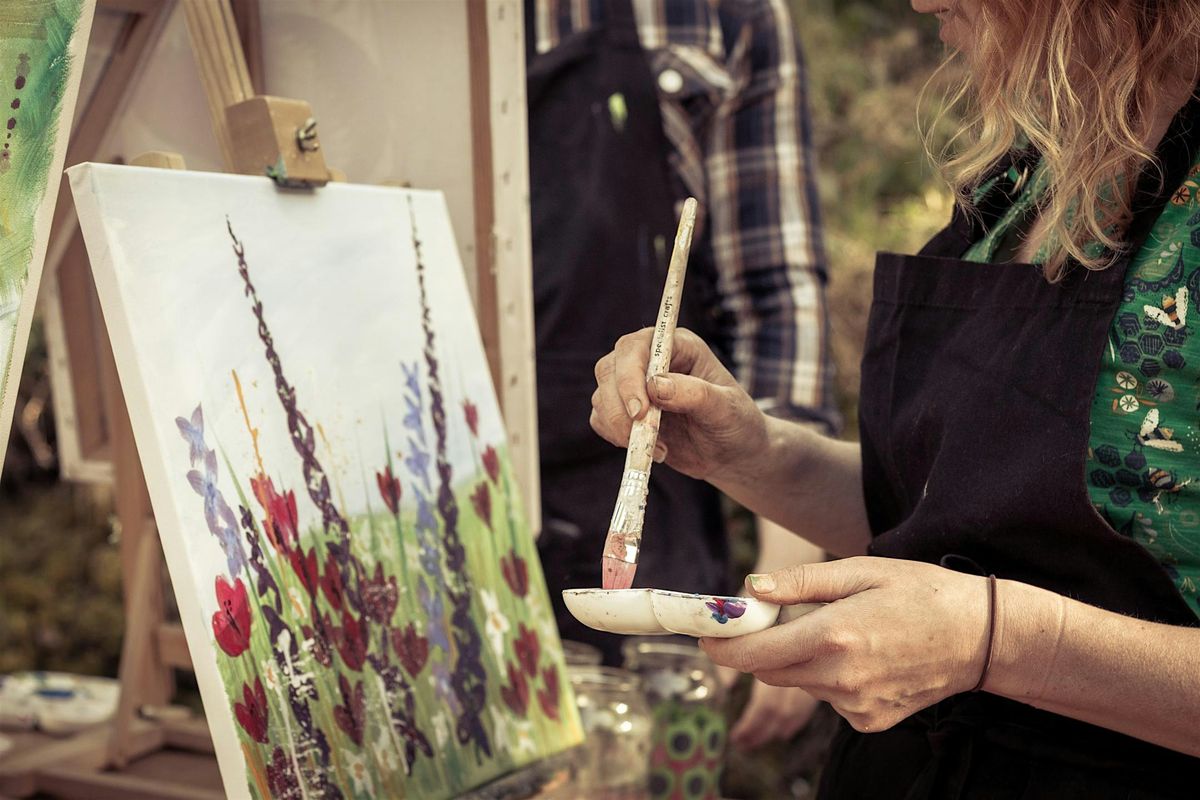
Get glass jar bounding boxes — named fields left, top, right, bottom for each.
left=621, top=639, right=727, bottom=800
left=567, top=665, right=654, bottom=799
left=562, top=639, right=604, bottom=667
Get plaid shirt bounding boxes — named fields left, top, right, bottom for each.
left=531, top=0, right=837, bottom=431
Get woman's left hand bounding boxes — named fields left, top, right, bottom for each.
left=701, top=557, right=991, bottom=733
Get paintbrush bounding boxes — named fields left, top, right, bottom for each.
left=601, top=197, right=698, bottom=590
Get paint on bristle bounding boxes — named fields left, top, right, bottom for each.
left=602, top=555, right=637, bottom=591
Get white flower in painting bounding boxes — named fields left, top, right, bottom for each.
left=513, top=718, right=536, bottom=756
left=346, top=752, right=369, bottom=795
left=288, top=587, right=309, bottom=621
left=488, top=706, right=511, bottom=754
left=431, top=712, right=449, bottom=749
left=481, top=589, right=510, bottom=658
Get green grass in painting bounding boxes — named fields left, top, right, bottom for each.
left=211, top=443, right=581, bottom=800
left=0, top=0, right=85, bottom=409
left=0, top=0, right=84, bottom=292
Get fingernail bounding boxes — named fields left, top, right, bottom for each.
left=626, top=398, right=641, bottom=418
left=653, top=443, right=668, bottom=463
left=747, top=574, right=775, bottom=593
left=651, top=375, right=675, bottom=400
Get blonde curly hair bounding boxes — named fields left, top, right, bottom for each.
left=930, top=0, right=1200, bottom=280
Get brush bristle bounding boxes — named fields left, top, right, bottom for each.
left=602, top=556, right=637, bottom=590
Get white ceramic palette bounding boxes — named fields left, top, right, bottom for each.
left=563, top=588, right=822, bottom=638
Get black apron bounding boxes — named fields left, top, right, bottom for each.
left=525, top=0, right=728, bottom=665
left=819, top=97, right=1200, bottom=797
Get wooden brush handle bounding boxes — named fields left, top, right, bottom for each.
left=606, top=198, right=697, bottom=542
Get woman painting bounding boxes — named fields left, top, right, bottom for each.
left=589, top=0, right=1200, bottom=796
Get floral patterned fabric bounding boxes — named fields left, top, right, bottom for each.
left=964, top=157, right=1200, bottom=618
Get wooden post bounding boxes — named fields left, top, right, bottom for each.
left=179, top=0, right=254, bottom=167
left=467, top=0, right=541, bottom=533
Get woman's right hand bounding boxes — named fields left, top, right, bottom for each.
left=589, top=327, right=769, bottom=483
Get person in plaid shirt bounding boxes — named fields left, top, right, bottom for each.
left=527, top=0, right=834, bottom=750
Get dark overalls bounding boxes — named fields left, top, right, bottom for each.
left=525, top=0, right=727, bottom=664
left=820, top=95, right=1200, bottom=797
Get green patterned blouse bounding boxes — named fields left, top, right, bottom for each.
left=964, top=156, right=1200, bottom=619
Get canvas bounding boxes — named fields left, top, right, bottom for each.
left=0, top=0, right=95, bottom=474
left=69, top=163, right=582, bottom=800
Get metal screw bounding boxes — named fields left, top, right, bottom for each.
left=296, top=117, right=320, bottom=152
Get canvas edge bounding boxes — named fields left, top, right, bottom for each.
left=0, top=0, right=99, bottom=481
left=67, top=161, right=255, bottom=800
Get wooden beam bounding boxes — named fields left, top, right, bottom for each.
left=466, top=0, right=541, bottom=534
left=161, top=717, right=216, bottom=754
left=155, top=622, right=192, bottom=670
left=230, top=0, right=264, bottom=94
left=180, top=0, right=254, bottom=170
left=34, top=768, right=225, bottom=800
left=0, top=723, right=162, bottom=798
left=109, top=523, right=168, bottom=768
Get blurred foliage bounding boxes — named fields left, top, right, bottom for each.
left=797, top=0, right=964, bottom=434
left=0, top=482, right=122, bottom=675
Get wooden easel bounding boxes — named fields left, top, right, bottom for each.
left=0, top=2, right=298, bottom=796
left=1, top=1, right=551, bottom=798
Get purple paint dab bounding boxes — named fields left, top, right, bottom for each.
left=705, top=597, right=746, bottom=624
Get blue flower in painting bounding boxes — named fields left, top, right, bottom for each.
left=415, top=493, right=437, bottom=538
left=429, top=656, right=462, bottom=715
left=179, top=414, right=247, bottom=576
left=705, top=597, right=746, bottom=625
left=418, top=579, right=452, bottom=654
left=405, top=442, right=431, bottom=492
left=403, top=397, right=425, bottom=445
left=402, top=361, right=422, bottom=405
left=175, top=406, right=207, bottom=466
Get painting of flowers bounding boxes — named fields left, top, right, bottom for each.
left=68, top=163, right=582, bottom=799
left=0, top=0, right=94, bottom=475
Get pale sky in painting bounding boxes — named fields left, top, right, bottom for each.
left=70, top=163, right=506, bottom=618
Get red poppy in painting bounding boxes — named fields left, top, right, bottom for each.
left=482, top=445, right=501, bottom=484
left=212, top=575, right=252, bottom=657
left=463, top=399, right=479, bottom=438
left=500, top=660, right=529, bottom=717
left=514, top=623, right=540, bottom=677
left=361, top=562, right=398, bottom=625
left=234, top=676, right=269, bottom=743
left=537, top=664, right=560, bottom=721
left=251, top=475, right=299, bottom=553
left=500, top=551, right=529, bottom=598
left=288, top=546, right=319, bottom=597
left=392, top=622, right=430, bottom=678
left=333, top=674, right=366, bottom=746
left=470, top=482, right=492, bottom=529
left=333, top=609, right=367, bottom=671
left=319, top=551, right=344, bottom=612
left=376, top=464, right=402, bottom=515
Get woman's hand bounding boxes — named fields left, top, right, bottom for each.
left=701, top=558, right=990, bottom=733
left=589, top=327, right=768, bottom=483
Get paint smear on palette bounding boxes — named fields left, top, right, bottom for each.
left=0, top=0, right=95, bottom=473
left=69, top=164, right=582, bottom=800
